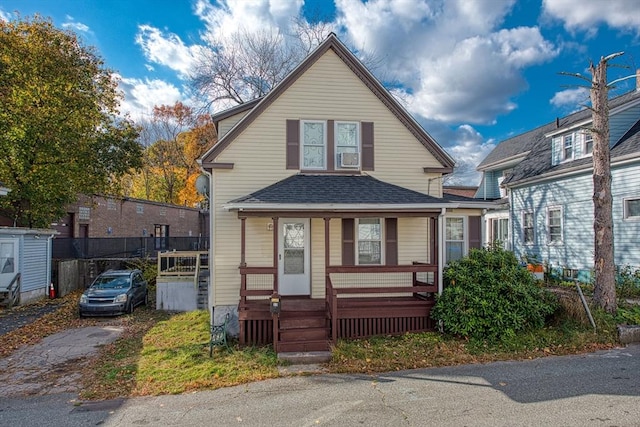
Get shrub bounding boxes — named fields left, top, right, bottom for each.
left=431, top=246, right=558, bottom=342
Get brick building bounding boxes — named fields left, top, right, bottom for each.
left=52, top=194, right=208, bottom=239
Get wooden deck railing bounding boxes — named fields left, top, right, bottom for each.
left=326, top=263, right=437, bottom=342
left=0, top=273, right=21, bottom=308
left=157, top=251, right=208, bottom=288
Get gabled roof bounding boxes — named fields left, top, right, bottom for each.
left=479, top=90, right=640, bottom=173
left=228, top=174, right=448, bottom=206
left=202, top=33, right=454, bottom=169
left=485, top=90, right=640, bottom=186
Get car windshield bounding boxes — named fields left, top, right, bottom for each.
left=92, top=276, right=130, bottom=289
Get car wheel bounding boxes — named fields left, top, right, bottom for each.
left=144, top=292, right=149, bottom=307
left=79, top=310, right=85, bottom=319
left=127, top=301, right=134, bottom=315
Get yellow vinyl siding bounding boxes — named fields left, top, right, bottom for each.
left=212, top=48, right=447, bottom=305
left=218, top=111, right=250, bottom=138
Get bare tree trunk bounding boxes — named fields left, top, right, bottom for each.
left=590, top=58, right=617, bottom=313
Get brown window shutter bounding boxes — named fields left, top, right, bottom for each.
left=327, top=120, right=335, bottom=171
left=342, top=218, right=355, bottom=266
left=469, top=216, right=481, bottom=250
left=385, top=218, right=398, bottom=265
left=286, top=119, right=299, bottom=169
left=361, top=122, right=374, bottom=171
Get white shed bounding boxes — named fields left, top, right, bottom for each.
left=0, top=227, right=57, bottom=305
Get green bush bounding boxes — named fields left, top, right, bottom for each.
left=431, top=246, right=558, bottom=342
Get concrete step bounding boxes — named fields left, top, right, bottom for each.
left=277, top=351, right=332, bottom=364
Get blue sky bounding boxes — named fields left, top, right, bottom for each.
left=3, top=0, right=640, bottom=185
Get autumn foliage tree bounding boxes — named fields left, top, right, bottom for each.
left=0, top=15, right=142, bottom=227
left=127, top=102, right=216, bottom=206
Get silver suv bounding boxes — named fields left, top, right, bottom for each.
left=79, top=269, right=148, bottom=317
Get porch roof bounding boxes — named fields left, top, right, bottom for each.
left=224, top=174, right=452, bottom=212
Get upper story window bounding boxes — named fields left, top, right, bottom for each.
left=624, top=198, right=640, bottom=220
left=547, top=206, right=563, bottom=244
left=522, top=211, right=534, bottom=244
left=552, top=130, right=592, bottom=165
left=302, top=120, right=326, bottom=169
left=287, top=119, right=374, bottom=172
left=335, top=122, right=360, bottom=169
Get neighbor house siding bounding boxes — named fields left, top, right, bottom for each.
left=211, top=49, right=446, bottom=305
left=511, top=162, right=640, bottom=272
left=20, top=238, right=49, bottom=293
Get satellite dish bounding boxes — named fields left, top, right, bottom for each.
left=195, top=174, right=210, bottom=198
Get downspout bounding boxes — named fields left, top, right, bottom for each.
left=437, top=207, right=446, bottom=295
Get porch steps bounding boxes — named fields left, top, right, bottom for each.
left=277, top=298, right=330, bottom=353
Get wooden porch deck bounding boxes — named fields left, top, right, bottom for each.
left=239, top=294, right=436, bottom=352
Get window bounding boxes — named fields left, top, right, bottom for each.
left=78, top=206, right=90, bottom=220
left=335, top=122, right=359, bottom=168
left=159, top=207, right=167, bottom=216
left=154, top=224, right=169, bottom=250
left=491, top=218, right=509, bottom=248
left=107, top=199, right=117, bottom=211
left=301, top=120, right=326, bottom=169
left=584, top=131, right=593, bottom=155
left=624, top=198, right=640, bottom=220
left=0, top=241, right=15, bottom=274
left=522, top=211, right=534, bottom=244
left=547, top=207, right=563, bottom=244
left=563, top=134, right=574, bottom=160
left=357, top=218, right=382, bottom=264
left=136, top=204, right=144, bottom=214
left=445, top=217, right=465, bottom=263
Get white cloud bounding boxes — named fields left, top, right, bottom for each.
left=116, top=75, right=185, bottom=119
left=543, top=0, right=640, bottom=34
left=0, top=9, right=11, bottom=22
left=550, top=87, right=590, bottom=109
left=446, top=125, right=495, bottom=185
left=135, top=25, right=202, bottom=78
left=336, top=0, right=558, bottom=124
left=61, top=15, right=91, bottom=33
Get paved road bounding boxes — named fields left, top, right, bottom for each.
left=1, top=344, right=638, bottom=427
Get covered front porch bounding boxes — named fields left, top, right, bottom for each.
left=235, top=212, right=442, bottom=353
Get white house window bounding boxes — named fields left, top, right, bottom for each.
left=445, top=217, right=465, bottom=263
left=107, top=199, right=117, bottom=211
left=624, top=198, right=640, bottom=220
left=159, top=207, right=167, bottom=216
left=523, top=211, right=534, bottom=244
left=563, top=134, right=574, bottom=160
left=584, top=131, right=593, bottom=155
left=302, top=120, right=326, bottom=169
left=547, top=207, right=563, bottom=244
left=357, top=218, right=382, bottom=265
left=491, top=218, right=509, bottom=248
left=335, top=122, right=359, bottom=168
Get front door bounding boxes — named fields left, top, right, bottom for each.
left=278, top=219, right=310, bottom=296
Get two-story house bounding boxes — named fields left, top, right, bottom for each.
left=200, top=33, right=492, bottom=354
left=477, top=88, right=640, bottom=281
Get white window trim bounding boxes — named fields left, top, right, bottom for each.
left=623, top=197, right=640, bottom=221
left=555, top=130, right=593, bottom=164
left=355, top=218, right=384, bottom=265
left=522, top=211, right=534, bottom=245
left=334, top=121, right=361, bottom=170
left=582, top=130, right=593, bottom=156
left=546, top=206, right=563, bottom=245
left=445, top=216, right=467, bottom=264
left=300, top=120, right=327, bottom=170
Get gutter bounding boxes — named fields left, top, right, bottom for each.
left=437, top=207, right=446, bottom=295
left=198, top=160, right=215, bottom=315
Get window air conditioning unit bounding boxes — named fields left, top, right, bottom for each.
left=339, top=152, right=359, bottom=168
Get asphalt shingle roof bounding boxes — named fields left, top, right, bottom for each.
left=229, top=174, right=448, bottom=205
left=499, top=90, right=640, bottom=185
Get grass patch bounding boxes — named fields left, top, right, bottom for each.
left=80, top=310, right=279, bottom=399
left=327, top=317, right=619, bottom=375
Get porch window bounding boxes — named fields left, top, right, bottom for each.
left=357, top=218, right=382, bottom=265
left=490, top=217, right=509, bottom=248
left=301, top=120, right=326, bottom=169
left=523, top=211, right=534, bottom=244
left=335, top=121, right=360, bottom=169
left=547, top=207, right=563, bottom=244
left=445, top=217, right=465, bottom=263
